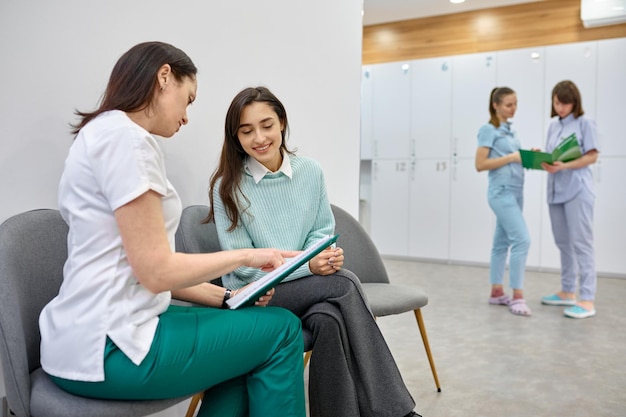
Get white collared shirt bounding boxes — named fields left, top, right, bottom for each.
left=245, top=151, right=293, bottom=183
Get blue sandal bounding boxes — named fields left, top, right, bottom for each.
left=541, top=294, right=576, bottom=306
left=564, top=305, right=596, bottom=319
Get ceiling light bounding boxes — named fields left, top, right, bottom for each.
left=450, top=0, right=466, bottom=3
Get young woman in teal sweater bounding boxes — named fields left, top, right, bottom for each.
left=203, top=86, right=421, bottom=417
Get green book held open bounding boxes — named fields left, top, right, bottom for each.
left=519, top=133, right=582, bottom=170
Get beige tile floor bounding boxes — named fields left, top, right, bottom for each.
left=364, top=259, right=626, bottom=417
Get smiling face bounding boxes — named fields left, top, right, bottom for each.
left=552, top=95, right=574, bottom=119
left=151, top=68, right=197, bottom=138
left=237, top=101, right=285, bottom=172
left=494, top=93, right=517, bottom=122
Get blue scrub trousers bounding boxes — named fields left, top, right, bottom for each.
left=548, top=188, right=597, bottom=301
left=50, top=305, right=306, bottom=417
left=487, top=185, right=531, bottom=289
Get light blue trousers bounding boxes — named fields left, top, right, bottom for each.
left=549, top=188, right=597, bottom=301
left=487, top=185, right=531, bottom=289
left=50, top=305, right=306, bottom=417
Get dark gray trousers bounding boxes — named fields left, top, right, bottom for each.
left=269, top=269, right=415, bottom=417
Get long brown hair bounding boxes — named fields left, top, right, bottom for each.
left=488, top=86, right=515, bottom=128
left=551, top=80, right=585, bottom=118
left=71, top=41, right=197, bottom=134
left=205, top=86, right=294, bottom=230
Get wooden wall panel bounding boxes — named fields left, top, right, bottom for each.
left=363, top=0, right=626, bottom=64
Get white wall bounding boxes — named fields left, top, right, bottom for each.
left=0, top=0, right=363, bottom=225
left=0, top=0, right=363, bottom=414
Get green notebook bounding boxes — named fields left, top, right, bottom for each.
left=520, top=133, right=582, bottom=170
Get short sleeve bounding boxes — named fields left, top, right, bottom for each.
left=580, top=116, right=600, bottom=154
left=477, top=124, right=495, bottom=148
left=85, top=124, right=168, bottom=211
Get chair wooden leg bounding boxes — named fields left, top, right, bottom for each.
left=303, top=350, right=312, bottom=368
left=414, top=308, right=442, bottom=392
left=185, top=392, right=203, bottom=417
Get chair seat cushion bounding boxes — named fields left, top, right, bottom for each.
left=362, top=283, right=428, bottom=317
left=30, top=368, right=189, bottom=417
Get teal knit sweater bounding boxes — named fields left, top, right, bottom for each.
left=214, top=155, right=335, bottom=289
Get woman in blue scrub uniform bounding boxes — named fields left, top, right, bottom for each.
left=476, top=86, right=532, bottom=317
left=540, top=80, right=599, bottom=319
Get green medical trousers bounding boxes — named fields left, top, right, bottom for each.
left=50, top=305, right=305, bottom=417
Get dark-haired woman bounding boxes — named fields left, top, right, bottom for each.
left=540, top=80, right=599, bottom=319
left=197, top=86, right=420, bottom=417
left=475, top=87, right=531, bottom=316
left=39, top=42, right=306, bottom=417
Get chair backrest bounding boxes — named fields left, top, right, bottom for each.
left=175, top=205, right=221, bottom=254
left=330, top=204, right=390, bottom=284
left=0, top=209, right=69, bottom=417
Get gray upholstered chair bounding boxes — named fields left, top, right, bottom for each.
left=330, top=204, right=441, bottom=392
left=0, top=209, right=190, bottom=417
left=175, top=205, right=223, bottom=256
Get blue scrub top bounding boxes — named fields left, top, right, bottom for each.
left=477, top=122, right=524, bottom=190
left=545, top=114, right=599, bottom=204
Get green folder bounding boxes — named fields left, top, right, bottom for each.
left=519, top=133, right=582, bottom=170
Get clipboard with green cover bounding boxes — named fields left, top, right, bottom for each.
left=226, top=234, right=339, bottom=309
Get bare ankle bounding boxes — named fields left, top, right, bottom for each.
left=491, top=285, right=504, bottom=297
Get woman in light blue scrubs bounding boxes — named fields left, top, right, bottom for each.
left=476, top=87, right=532, bottom=316
left=540, top=80, right=599, bottom=319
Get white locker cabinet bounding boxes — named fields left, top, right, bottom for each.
left=451, top=52, right=497, bottom=159
left=594, top=37, right=626, bottom=275
left=408, top=56, right=453, bottom=261
left=538, top=185, right=562, bottom=271
left=449, top=158, right=493, bottom=264
left=596, top=37, right=626, bottom=157
left=496, top=46, right=547, bottom=269
left=411, top=57, right=453, bottom=159
left=370, top=159, right=410, bottom=256
left=594, top=157, right=626, bottom=275
left=544, top=41, right=598, bottom=123
left=521, top=171, right=546, bottom=268
left=495, top=47, right=546, bottom=149
left=408, top=158, right=451, bottom=260
left=371, top=61, right=412, bottom=159
left=449, top=52, right=497, bottom=264
left=361, top=66, right=374, bottom=160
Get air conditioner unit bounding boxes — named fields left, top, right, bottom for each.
left=581, top=0, right=626, bottom=28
